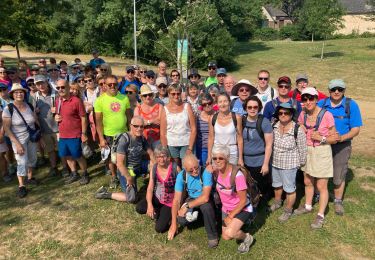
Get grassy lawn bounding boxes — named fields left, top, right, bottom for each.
left=1, top=38, right=375, bottom=259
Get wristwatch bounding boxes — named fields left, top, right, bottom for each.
left=320, top=136, right=327, bottom=144
left=185, top=202, right=190, bottom=209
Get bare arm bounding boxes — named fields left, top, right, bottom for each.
left=95, top=112, right=107, bottom=147
left=236, top=115, right=244, bottom=166
left=168, top=191, right=182, bottom=240
left=125, top=108, right=132, bottom=130
left=207, top=115, right=214, bottom=164
left=340, top=127, right=360, bottom=142
left=261, top=133, right=273, bottom=175
left=116, top=153, right=133, bottom=185
left=159, top=106, right=167, bottom=147
left=186, top=104, right=196, bottom=151
left=187, top=186, right=212, bottom=208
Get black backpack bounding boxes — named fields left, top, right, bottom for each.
left=242, top=114, right=265, bottom=142
left=211, top=112, right=238, bottom=130
left=303, top=108, right=327, bottom=131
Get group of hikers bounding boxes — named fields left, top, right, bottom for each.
left=0, top=50, right=362, bottom=253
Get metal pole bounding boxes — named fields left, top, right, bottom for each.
left=133, top=0, right=137, bottom=65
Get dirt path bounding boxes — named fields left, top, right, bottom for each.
left=1, top=45, right=373, bottom=157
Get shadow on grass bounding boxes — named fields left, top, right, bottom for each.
left=311, top=51, right=344, bottom=58
left=0, top=213, right=23, bottom=226
left=367, top=44, right=375, bottom=50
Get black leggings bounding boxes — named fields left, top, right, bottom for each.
left=246, top=165, right=273, bottom=198
left=136, top=196, right=172, bottom=233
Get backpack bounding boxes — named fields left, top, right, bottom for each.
left=110, top=132, right=147, bottom=164
left=214, top=165, right=261, bottom=209
left=303, top=108, right=327, bottom=130
left=35, top=88, right=57, bottom=109
left=242, top=114, right=265, bottom=142
left=322, top=97, right=351, bottom=120
left=179, top=167, right=204, bottom=204
left=8, top=102, right=35, bottom=116
left=211, top=111, right=237, bottom=130
left=230, top=97, right=238, bottom=111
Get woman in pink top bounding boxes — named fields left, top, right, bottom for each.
left=294, top=87, right=338, bottom=229
left=211, top=145, right=254, bottom=254
left=136, top=145, right=180, bottom=233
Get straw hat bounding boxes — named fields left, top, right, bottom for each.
left=9, top=83, right=28, bottom=99
left=140, top=85, right=153, bottom=96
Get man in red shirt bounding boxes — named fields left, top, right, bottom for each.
left=288, top=73, right=326, bottom=102
left=55, top=79, right=89, bottom=184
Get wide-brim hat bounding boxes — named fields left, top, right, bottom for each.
left=273, top=102, right=296, bottom=119
left=231, top=79, right=257, bottom=96
left=140, top=84, right=154, bottom=96
left=9, top=83, right=28, bottom=99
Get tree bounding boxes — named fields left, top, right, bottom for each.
left=279, top=0, right=305, bottom=23
left=367, top=0, right=375, bottom=21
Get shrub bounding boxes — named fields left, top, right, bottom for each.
left=279, top=24, right=301, bottom=40
left=253, top=28, right=279, bottom=41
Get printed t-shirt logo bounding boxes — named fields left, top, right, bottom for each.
left=110, top=102, right=121, bottom=112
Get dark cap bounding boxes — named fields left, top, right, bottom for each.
left=7, top=66, right=17, bottom=73
left=296, top=73, right=308, bottom=82
left=92, top=48, right=99, bottom=54
left=126, top=65, right=135, bottom=72
left=277, top=76, right=291, bottom=85
left=145, top=70, right=155, bottom=78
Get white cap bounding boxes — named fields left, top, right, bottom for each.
left=301, top=87, right=318, bottom=96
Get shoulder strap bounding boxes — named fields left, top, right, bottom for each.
left=345, top=97, right=351, bottom=118
left=8, top=103, right=14, bottom=116
left=10, top=104, right=32, bottom=129
left=256, top=114, right=265, bottom=142
left=152, top=163, right=158, bottom=184
left=229, top=165, right=240, bottom=192
left=26, top=102, right=34, bottom=112
left=231, top=112, right=237, bottom=130
left=211, top=112, right=218, bottom=127
left=241, top=114, right=247, bottom=129
left=315, top=108, right=327, bottom=131
left=230, top=97, right=237, bottom=110
left=271, top=88, right=275, bottom=100
left=112, top=132, right=129, bottom=153
left=294, top=123, right=300, bottom=140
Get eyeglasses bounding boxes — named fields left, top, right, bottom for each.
left=84, top=79, right=93, bottom=83
left=158, top=85, right=167, bottom=89
left=278, top=84, right=290, bottom=89
left=56, top=86, right=66, bottom=90
left=146, top=75, right=154, bottom=79
left=186, top=166, right=199, bottom=173
left=107, top=83, right=117, bottom=88
left=132, top=124, right=144, bottom=129
left=139, top=70, right=146, bottom=73
left=212, top=157, right=225, bottom=161
left=142, top=93, right=153, bottom=98
left=127, top=70, right=135, bottom=74
left=301, top=96, right=315, bottom=102
left=330, top=87, right=344, bottom=93
left=100, top=69, right=107, bottom=72
left=246, top=105, right=258, bottom=110
left=78, top=79, right=84, bottom=83
left=239, top=88, right=250, bottom=93
left=202, top=102, right=213, bottom=107
left=171, top=74, right=179, bottom=77
left=190, top=75, right=198, bottom=78
left=170, top=92, right=181, bottom=97
left=278, top=111, right=291, bottom=116
left=27, top=83, right=35, bottom=87
left=258, top=77, right=269, bottom=81
left=208, top=67, right=216, bottom=70
left=125, top=91, right=136, bottom=95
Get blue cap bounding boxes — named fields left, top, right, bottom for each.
left=216, top=68, right=227, bottom=76
left=328, top=79, right=346, bottom=90
left=274, top=102, right=296, bottom=119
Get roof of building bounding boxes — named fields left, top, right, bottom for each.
left=264, top=5, right=289, bottom=18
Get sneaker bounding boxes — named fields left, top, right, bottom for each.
left=208, top=238, right=219, bottom=249
left=95, top=186, right=111, bottom=199
left=17, top=186, right=28, bottom=198
left=79, top=174, right=90, bottom=185
left=25, top=177, right=39, bottom=185
left=109, top=176, right=119, bottom=189
left=3, top=174, right=12, bottom=183
left=293, top=205, right=312, bottom=216
left=278, top=209, right=293, bottom=223
left=65, top=173, right=80, bottom=184
left=334, top=201, right=344, bottom=216
left=237, top=233, right=254, bottom=254
left=311, top=215, right=324, bottom=229
left=268, top=200, right=282, bottom=212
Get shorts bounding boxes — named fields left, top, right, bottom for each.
left=331, top=141, right=352, bottom=186
left=41, top=133, right=58, bottom=153
left=301, top=145, right=333, bottom=178
left=58, top=138, right=82, bottom=159
left=272, top=167, right=298, bottom=193
left=117, top=167, right=142, bottom=193
left=222, top=211, right=253, bottom=225
left=168, top=145, right=188, bottom=159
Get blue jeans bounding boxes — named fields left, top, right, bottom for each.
left=196, top=147, right=208, bottom=167
left=117, top=167, right=142, bottom=192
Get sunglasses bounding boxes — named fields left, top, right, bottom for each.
left=190, top=75, right=199, bottom=78
left=142, top=93, right=153, bottom=98
left=212, top=157, right=225, bottom=161
left=278, top=84, right=290, bottom=89
left=139, top=70, right=146, bottom=73
left=107, top=83, right=118, bottom=88
left=7, top=72, right=16, bottom=75
left=125, top=90, right=136, bottom=95
left=158, top=85, right=167, bottom=89
left=84, top=79, right=93, bottom=83
left=246, top=105, right=258, bottom=110
left=100, top=69, right=107, bottom=72
left=170, top=92, right=181, bottom=97
left=48, top=69, right=60, bottom=72
left=278, top=111, right=291, bottom=116
left=127, top=70, right=135, bottom=74
left=202, top=102, right=213, bottom=107
left=146, top=76, right=154, bottom=79
left=132, top=124, right=144, bottom=129
left=78, top=79, right=84, bottom=83
left=330, top=87, right=344, bottom=92
left=239, top=88, right=250, bottom=93
left=27, top=83, right=35, bottom=87
left=301, top=96, right=316, bottom=102
left=258, top=77, right=269, bottom=81
left=171, top=74, right=179, bottom=77
left=208, top=67, right=216, bottom=70
left=56, top=86, right=65, bottom=90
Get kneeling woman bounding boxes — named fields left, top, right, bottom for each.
left=212, top=145, right=254, bottom=254
left=136, top=145, right=180, bottom=233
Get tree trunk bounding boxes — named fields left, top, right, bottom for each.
left=311, top=33, right=314, bottom=42
left=320, top=41, right=325, bottom=60
left=15, top=43, right=21, bottom=60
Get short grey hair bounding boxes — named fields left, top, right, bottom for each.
left=130, top=116, right=144, bottom=125
left=211, top=145, right=230, bottom=160
left=154, top=145, right=170, bottom=158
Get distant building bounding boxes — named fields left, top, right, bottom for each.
left=262, top=0, right=375, bottom=34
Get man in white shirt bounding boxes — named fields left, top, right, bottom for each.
left=255, top=69, right=278, bottom=112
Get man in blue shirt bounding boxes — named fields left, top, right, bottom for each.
left=89, top=49, right=105, bottom=70
left=168, top=154, right=218, bottom=248
left=318, top=79, right=362, bottom=216
left=263, top=76, right=302, bottom=123
left=231, top=79, right=258, bottom=116
left=119, top=66, right=142, bottom=94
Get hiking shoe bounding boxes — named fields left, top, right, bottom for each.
left=208, top=239, right=219, bottom=248
left=311, top=215, right=324, bottom=229
left=278, top=209, right=293, bottom=223
left=334, top=201, right=344, bottom=216
left=25, top=177, right=39, bottom=185
left=109, top=176, right=119, bottom=189
left=49, top=168, right=59, bottom=177
left=17, top=186, right=28, bottom=198
left=95, top=186, right=112, bottom=199
left=237, top=233, right=254, bottom=254
left=268, top=200, right=282, bottom=212
left=3, top=174, right=12, bottom=183
left=293, top=205, right=312, bottom=216
left=61, top=168, right=70, bottom=178
left=65, top=173, right=80, bottom=184
left=79, top=174, right=90, bottom=185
